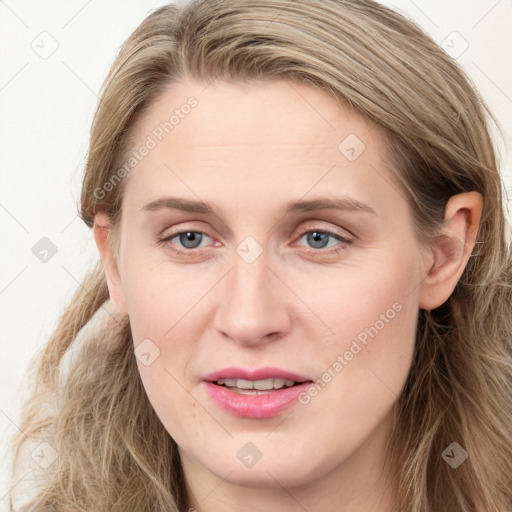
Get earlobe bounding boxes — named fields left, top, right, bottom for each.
left=418, top=191, right=483, bottom=311
left=93, top=211, right=128, bottom=315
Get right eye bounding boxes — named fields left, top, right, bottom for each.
left=157, top=230, right=215, bottom=254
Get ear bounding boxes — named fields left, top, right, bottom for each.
left=418, top=191, right=483, bottom=311
left=93, top=211, right=128, bottom=315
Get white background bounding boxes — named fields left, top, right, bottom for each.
left=1, top=1, right=511, bottom=509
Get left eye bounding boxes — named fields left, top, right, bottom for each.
left=298, top=230, right=347, bottom=249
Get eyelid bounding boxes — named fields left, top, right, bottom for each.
left=291, top=226, right=353, bottom=255
left=159, top=229, right=217, bottom=250
left=158, top=222, right=353, bottom=255
left=295, top=218, right=356, bottom=239
left=294, top=222, right=353, bottom=241
left=158, top=221, right=218, bottom=244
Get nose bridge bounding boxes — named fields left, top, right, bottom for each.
left=213, top=246, right=291, bottom=346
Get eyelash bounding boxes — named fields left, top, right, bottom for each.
left=156, top=227, right=352, bottom=257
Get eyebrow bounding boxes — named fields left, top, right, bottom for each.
left=141, top=196, right=376, bottom=216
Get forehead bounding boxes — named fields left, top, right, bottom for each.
left=121, top=78, right=403, bottom=219
left=136, top=78, right=376, bottom=150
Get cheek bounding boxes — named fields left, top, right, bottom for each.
left=300, top=248, right=419, bottom=346
left=136, top=363, right=212, bottom=462
left=123, top=266, right=208, bottom=446
left=120, top=253, right=213, bottom=344
left=120, top=258, right=211, bottom=415
left=297, top=250, right=419, bottom=409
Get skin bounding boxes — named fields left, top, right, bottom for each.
left=94, top=78, right=482, bottom=512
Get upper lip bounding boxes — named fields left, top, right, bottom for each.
left=203, top=366, right=313, bottom=383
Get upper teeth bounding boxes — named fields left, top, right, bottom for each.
left=216, top=378, right=296, bottom=390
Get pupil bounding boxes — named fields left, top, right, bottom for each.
left=180, top=232, right=202, bottom=249
left=308, top=231, right=328, bottom=248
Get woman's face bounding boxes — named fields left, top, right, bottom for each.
left=106, top=78, right=429, bottom=499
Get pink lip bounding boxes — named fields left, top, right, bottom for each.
left=202, top=366, right=312, bottom=383
left=202, top=366, right=314, bottom=419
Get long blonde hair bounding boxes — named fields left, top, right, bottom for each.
left=9, top=1, right=512, bottom=510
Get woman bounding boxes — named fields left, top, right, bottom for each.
left=9, top=0, right=511, bottom=510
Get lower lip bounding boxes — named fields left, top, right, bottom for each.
left=203, top=381, right=313, bottom=419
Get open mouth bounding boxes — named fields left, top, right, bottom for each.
left=204, top=371, right=315, bottom=418
left=214, top=378, right=304, bottom=394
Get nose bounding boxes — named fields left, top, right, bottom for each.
left=212, top=250, right=293, bottom=347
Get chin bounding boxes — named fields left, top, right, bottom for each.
left=198, top=445, right=330, bottom=489
left=213, top=464, right=313, bottom=489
